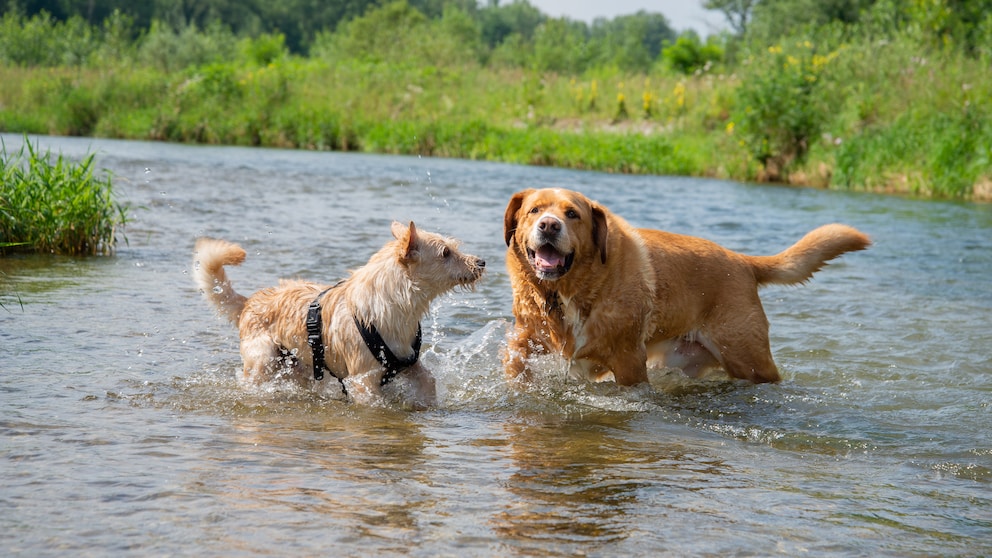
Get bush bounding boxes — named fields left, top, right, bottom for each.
left=661, top=32, right=724, bottom=75
left=734, top=38, right=838, bottom=181
left=137, top=20, right=238, bottom=72
left=310, top=1, right=481, bottom=68
left=0, top=11, right=97, bottom=67
left=240, top=33, right=288, bottom=66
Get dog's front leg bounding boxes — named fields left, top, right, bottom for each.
left=343, top=369, right=384, bottom=406
left=503, top=324, right=536, bottom=382
left=403, top=362, right=437, bottom=410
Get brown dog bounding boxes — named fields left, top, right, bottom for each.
left=193, top=222, right=485, bottom=407
left=503, top=188, right=870, bottom=385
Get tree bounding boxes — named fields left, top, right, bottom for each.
left=477, top=0, right=545, bottom=49
left=703, top=0, right=758, bottom=35
left=588, top=11, right=676, bottom=72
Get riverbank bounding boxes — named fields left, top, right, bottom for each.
left=2, top=37, right=990, bottom=201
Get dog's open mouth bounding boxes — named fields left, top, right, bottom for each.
left=527, top=244, right=574, bottom=279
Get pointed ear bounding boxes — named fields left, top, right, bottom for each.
left=391, top=220, right=407, bottom=240
left=503, top=190, right=533, bottom=247
left=401, top=221, right=418, bottom=261
left=592, top=205, right=608, bottom=264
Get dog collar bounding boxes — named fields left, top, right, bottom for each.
left=353, top=317, right=422, bottom=386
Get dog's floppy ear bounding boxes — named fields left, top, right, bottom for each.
left=592, top=205, right=608, bottom=264
left=392, top=221, right=419, bottom=261
left=503, top=190, right=533, bottom=247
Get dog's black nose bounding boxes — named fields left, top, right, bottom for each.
left=476, top=258, right=486, bottom=268
left=537, top=217, right=561, bottom=235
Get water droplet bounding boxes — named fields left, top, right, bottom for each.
left=213, top=285, right=224, bottom=294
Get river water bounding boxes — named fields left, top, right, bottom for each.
left=2, top=134, right=990, bottom=556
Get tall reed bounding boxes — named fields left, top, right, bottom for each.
left=1, top=139, right=128, bottom=255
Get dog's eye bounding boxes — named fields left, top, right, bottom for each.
left=442, top=247, right=452, bottom=258
left=565, top=209, right=579, bottom=219
left=529, top=207, right=540, bottom=214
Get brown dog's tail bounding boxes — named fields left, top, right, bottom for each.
left=193, top=237, right=248, bottom=324
left=749, top=224, right=871, bottom=286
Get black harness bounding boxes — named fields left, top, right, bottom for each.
left=305, top=286, right=422, bottom=396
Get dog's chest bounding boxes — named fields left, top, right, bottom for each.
left=558, top=294, right=587, bottom=351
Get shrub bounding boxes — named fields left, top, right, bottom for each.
left=311, top=1, right=480, bottom=68
left=240, top=32, right=288, bottom=66
left=735, top=38, right=838, bottom=181
left=661, top=32, right=724, bottom=75
left=137, top=20, right=238, bottom=72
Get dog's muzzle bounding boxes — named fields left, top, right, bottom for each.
left=527, top=215, right=574, bottom=280
left=527, top=244, right=574, bottom=280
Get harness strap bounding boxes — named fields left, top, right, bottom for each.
left=305, top=282, right=422, bottom=396
left=353, top=317, right=422, bottom=386
left=306, top=286, right=347, bottom=394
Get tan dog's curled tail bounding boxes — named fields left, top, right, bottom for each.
left=750, top=224, right=871, bottom=286
left=193, top=237, right=248, bottom=324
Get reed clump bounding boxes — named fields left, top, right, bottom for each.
left=1, top=139, right=128, bottom=255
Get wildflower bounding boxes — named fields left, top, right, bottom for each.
left=726, top=121, right=735, bottom=135
left=673, top=81, right=685, bottom=109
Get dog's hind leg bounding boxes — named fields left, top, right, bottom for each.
left=238, top=333, right=283, bottom=384
left=705, top=310, right=781, bottom=383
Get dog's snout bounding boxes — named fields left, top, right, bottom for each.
left=476, top=258, right=486, bottom=268
left=537, top=216, right=562, bottom=235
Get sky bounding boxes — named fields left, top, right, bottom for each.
left=524, top=0, right=728, bottom=36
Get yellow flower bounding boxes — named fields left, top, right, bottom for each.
left=768, top=45, right=783, bottom=54
left=725, top=121, right=735, bottom=135
left=672, top=81, right=686, bottom=108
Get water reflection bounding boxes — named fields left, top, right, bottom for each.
left=492, top=412, right=729, bottom=550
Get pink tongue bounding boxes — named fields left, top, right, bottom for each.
left=535, top=246, right=565, bottom=269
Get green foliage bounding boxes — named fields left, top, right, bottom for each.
left=588, top=11, right=676, bottom=72
left=0, top=10, right=98, bottom=66
left=477, top=0, right=546, bottom=49
left=734, top=39, right=837, bottom=180
left=137, top=20, right=239, bottom=72
left=531, top=18, right=588, bottom=73
left=662, top=32, right=724, bottom=74
left=834, top=93, right=992, bottom=198
left=2, top=0, right=991, bottom=199
left=0, top=139, right=128, bottom=255
left=311, top=1, right=481, bottom=67
left=240, top=33, right=288, bottom=66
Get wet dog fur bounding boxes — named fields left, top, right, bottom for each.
left=503, top=188, right=870, bottom=386
left=193, top=222, right=485, bottom=407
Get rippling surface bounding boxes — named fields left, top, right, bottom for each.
left=2, top=134, right=990, bottom=556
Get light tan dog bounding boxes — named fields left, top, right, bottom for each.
left=193, top=222, right=485, bottom=407
left=503, top=188, right=870, bottom=386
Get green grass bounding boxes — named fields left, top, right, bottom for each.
left=0, top=35, right=988, bottom=200
left=0, top=138, right=128, bottom=255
